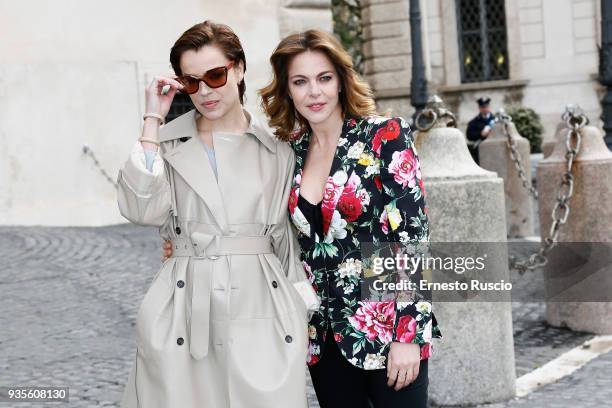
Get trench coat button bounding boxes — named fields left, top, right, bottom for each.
left=175, top=226, right=181, bottom=235
left=177, top=337, right=184, bottom=345
left=285, top=335, right=293, bottom=343
left=272, top=281, right=278, bottom=288
left=177, top=280, right=185, bottom=288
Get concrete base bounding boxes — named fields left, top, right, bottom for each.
left=416, top=126, right=516, bottom=405
left=537, top=125, right=612, bottom=334
left=428, top=302, right=516, bottom=406
left=546, top=303, right=612, bottom=334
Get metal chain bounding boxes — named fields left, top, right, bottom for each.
left=496, top=111, right=539, bottom=200
left=82, top=144, right=118, bottom=188
left=509, top=106, right=587, bottom=274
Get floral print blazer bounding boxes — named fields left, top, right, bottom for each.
left=288, top=115, right=442, bottom=370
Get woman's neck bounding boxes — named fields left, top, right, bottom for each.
left=310, top=106, right=344, bottom=148
left=196, top=102, right=249, bottom=135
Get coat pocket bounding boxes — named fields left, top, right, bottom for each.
left=264, top=254, right=308, bottom=321
left=291, top=280, right=320, bottom=321
left=136, top=258, right=176, bottom=355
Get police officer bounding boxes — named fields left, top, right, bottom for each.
left=466, top=96, right=495, bottom=164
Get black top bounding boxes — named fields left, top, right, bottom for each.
left=466, top=113, right=494, bottom=142
left=297, top=194, right=325, bottom=239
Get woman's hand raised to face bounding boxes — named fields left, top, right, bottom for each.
left=145, top=76, right=184, bottom=119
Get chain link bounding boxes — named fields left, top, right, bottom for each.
left=497, top=111, right=539, bottom=200
left=82, top=144, right=118, bottom=189
left=509, top=106, right=587, bottom=274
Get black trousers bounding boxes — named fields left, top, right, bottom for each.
left=468, top=145, right=480, bottom=165
left=309, top=329, right=429, bottom=408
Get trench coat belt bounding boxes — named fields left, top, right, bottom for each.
left=169, top=232, right=274, bottom=360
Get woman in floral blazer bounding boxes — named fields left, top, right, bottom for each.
left=260, top=30, right=442, bottom=407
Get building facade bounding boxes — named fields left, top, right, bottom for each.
left=0, top=0, right=603, bottom=226
left=0, top=0, right=331, bottom=226
left=362, top=0, right=603, bottom=141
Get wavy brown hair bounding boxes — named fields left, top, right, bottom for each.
left=259, top=30, right=377, bottom=141
left=170, top=20, right=247, bottom=104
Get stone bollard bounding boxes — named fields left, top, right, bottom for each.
left=479, top=114, right=534, bottom=238
left=414, top=96, right=516, bottom=406
left=542, top=122, right=567, bottom=158
left=537, top=115, right=612, bottom=334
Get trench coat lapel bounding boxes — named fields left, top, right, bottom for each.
left=160, top=111, right=229, bottom=232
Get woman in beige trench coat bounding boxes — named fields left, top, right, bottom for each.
left=117, top=21, right=311, bottom=408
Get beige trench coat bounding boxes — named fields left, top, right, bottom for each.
left=117, top=109, right=309, bottom=408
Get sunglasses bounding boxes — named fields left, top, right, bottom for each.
left=176, top=61, right=235, bottom=94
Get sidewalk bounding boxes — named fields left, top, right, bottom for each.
left=0, top=224, right=609, bottom=407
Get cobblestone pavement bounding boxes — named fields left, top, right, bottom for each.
left=0, top=225, right=607, bottom=407
left=436, top=349, right=612, bottom=408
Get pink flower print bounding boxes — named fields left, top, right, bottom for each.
left=348, top=301, right=396, bottom=343
left=388, top=148, right=421, bottom=188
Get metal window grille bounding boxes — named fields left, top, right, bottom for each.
left=456, top=0, right=509, bottom=83
left=166, top=93, right=195, bottom=123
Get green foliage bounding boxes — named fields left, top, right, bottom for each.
left=505, top=105, right=544, bottom=153
left=331, top=0, right=364, bottom=75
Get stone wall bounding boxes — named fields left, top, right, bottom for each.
left=0, top=0, right=287, bottom=226
left=518, top=0, right=602, bottom=143
left=361, top=0, right=419, bottom=117
left=278, top=0, right=333, bottom=37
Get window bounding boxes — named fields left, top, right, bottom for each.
left=166, top=93, right=195, bottom=123
left=456, top=0, right=509, bottom=83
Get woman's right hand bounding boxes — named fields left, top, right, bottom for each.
left=145, top=76, right=184, bottom=119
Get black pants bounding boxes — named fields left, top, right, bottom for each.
left=309, top=329, right=429, bottom=408
left=468, top=145, right=480, bottom=165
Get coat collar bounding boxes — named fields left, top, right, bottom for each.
left=158, top=109, right=277, bottom=232
left=159, top=108, right=277, bottom=153
left=162, top=137, right=229, bottom=233
left=289, top=114, right=363, bottom=240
